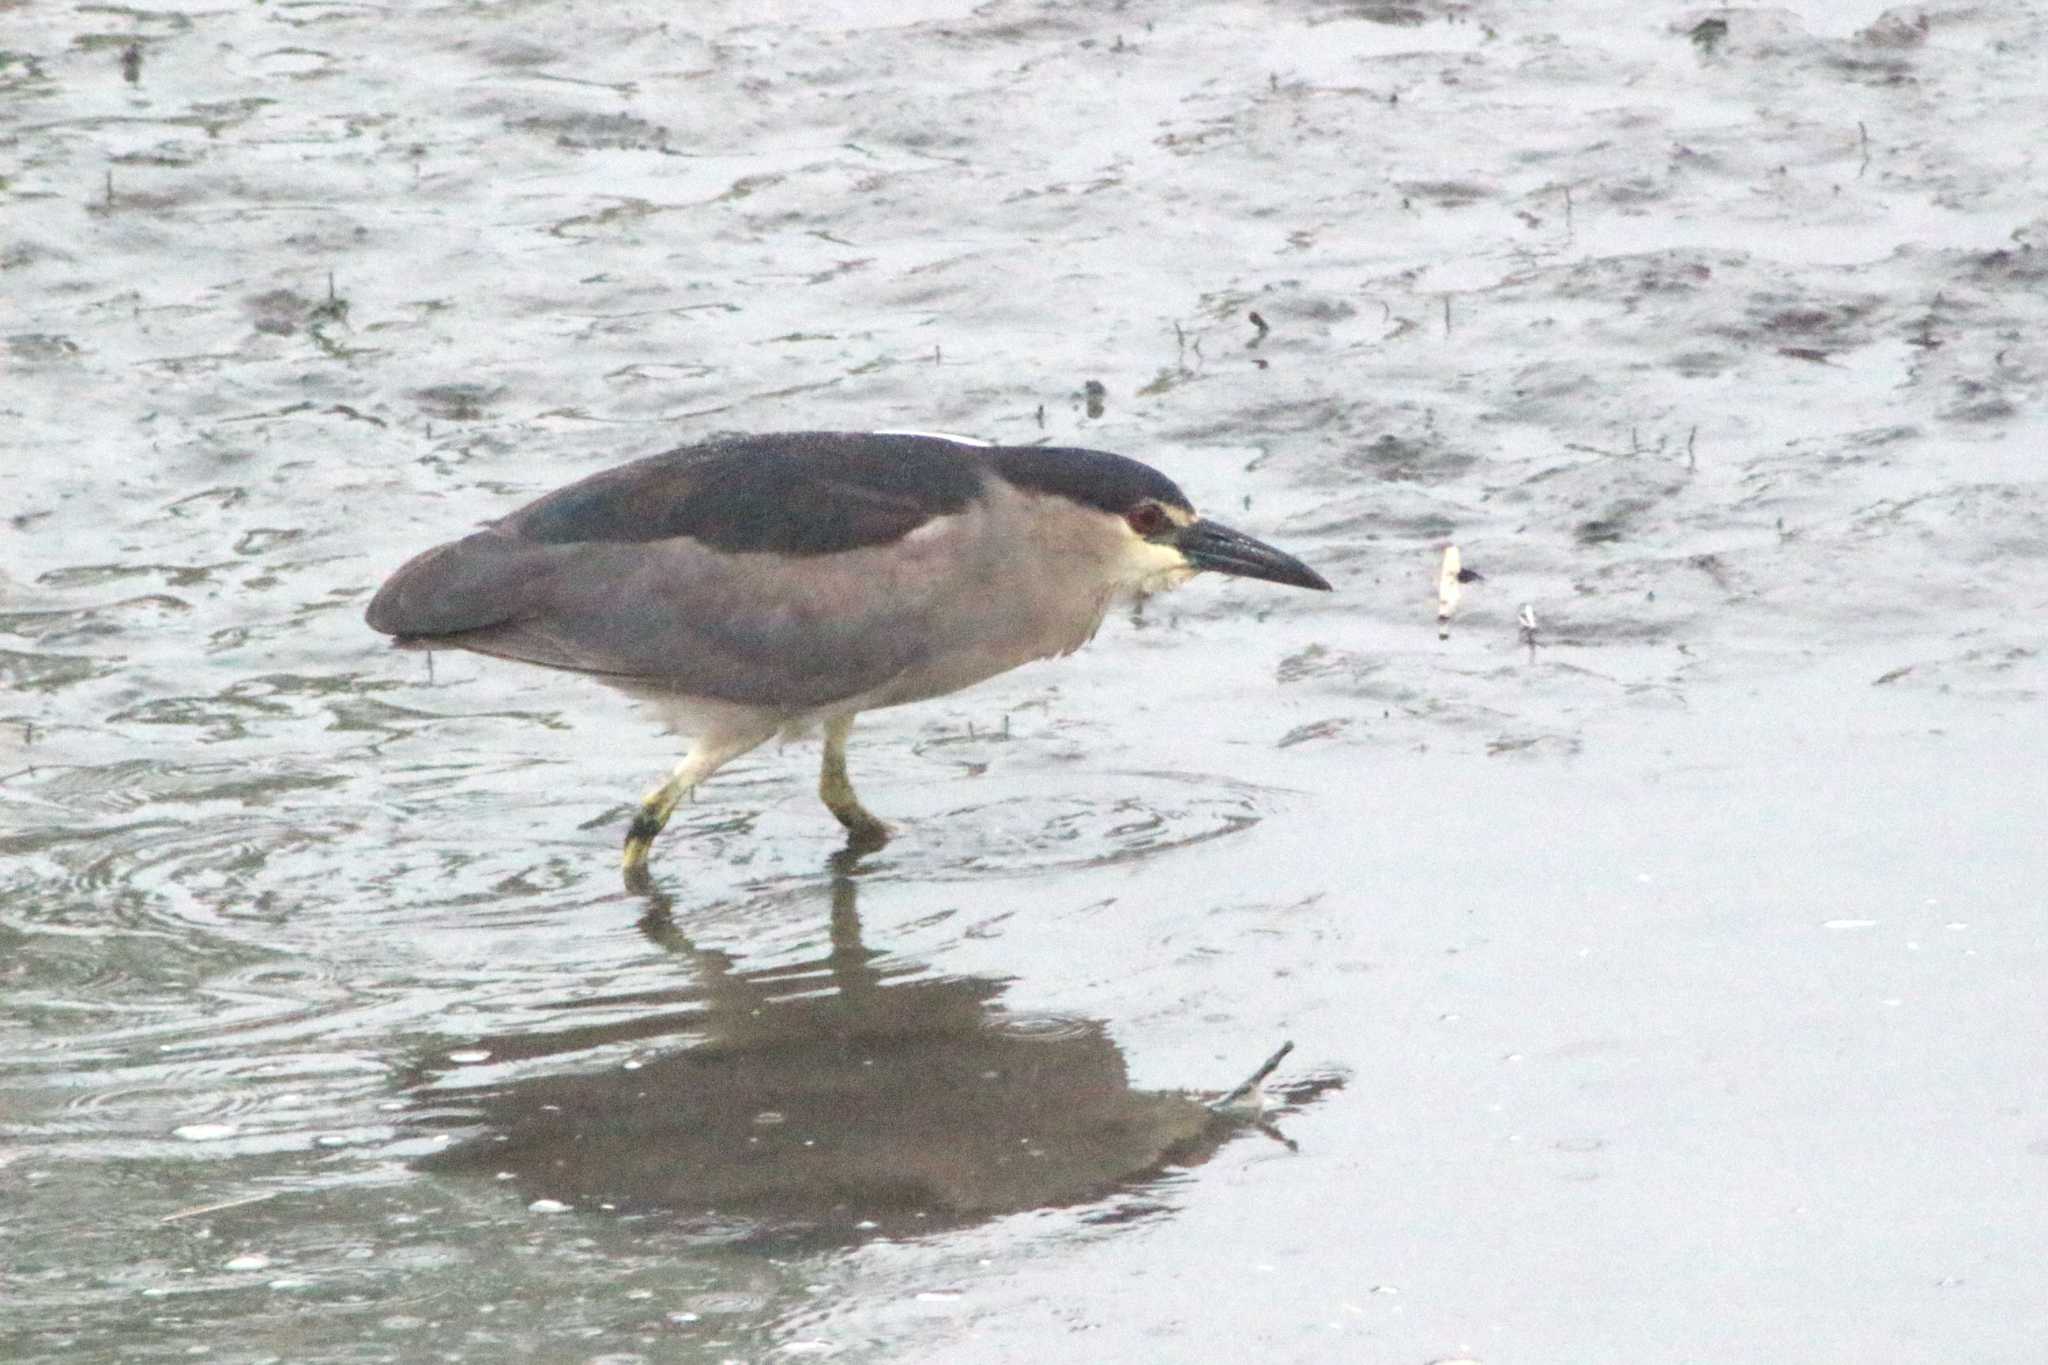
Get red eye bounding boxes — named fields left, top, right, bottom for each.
left=1127, top=503, right=1171, bottom=538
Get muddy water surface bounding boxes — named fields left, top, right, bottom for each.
left=5, top=2, right=2047, bottom=1361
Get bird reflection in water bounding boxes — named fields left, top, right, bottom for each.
left=412, top=855, right=1337, bottom=1246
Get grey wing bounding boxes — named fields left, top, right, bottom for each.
left=364, top=528, right=937, bottom=709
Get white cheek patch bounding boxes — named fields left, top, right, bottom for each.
left=1116, top=537, right=1194, bottom=593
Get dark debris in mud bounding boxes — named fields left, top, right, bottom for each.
left=6, top=0, right=2048, bottom=1359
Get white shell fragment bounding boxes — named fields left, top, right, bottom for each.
left=1437, top=544, right=1464, bottom=638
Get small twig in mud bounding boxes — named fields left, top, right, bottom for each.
left=1441, top=294, right=1452, bottom=337
left=104, top=169, right=114, bottom=209
left=311, top=275, right=349, bottom=325
left=1210, top=1040, right=1293, bottom=1114
left=160, top=1191, right=281, bottom=1224
left=1857, top=120, right=1870, bottom=178
left=1686, top=424, right=1698, bottom=471
left=1566, top=421, right=1664, bottom=459
left=308, top=273, right=354, bottom=358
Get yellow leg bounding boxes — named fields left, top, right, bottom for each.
left=622, top=729, right=772, bottom=875
left=818, top=714, right=890, bottom=850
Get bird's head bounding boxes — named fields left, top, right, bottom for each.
left=1113, top=492, right=1333, bottom=595
left=991, top=445, right=1332, bottom=597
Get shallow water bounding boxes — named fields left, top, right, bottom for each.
left=6, top=1, right=2048, bottom=1361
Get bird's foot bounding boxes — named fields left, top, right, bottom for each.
left=823, top=798, right=891, bottom=854
left=621, top=803, right=672, bottom=875
left=622, top=859, right=659, bottom=897
left=838, top=815, right=891, bottom=855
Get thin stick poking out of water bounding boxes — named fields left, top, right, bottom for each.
left=1210, top=1040, right=1294, bottom=1112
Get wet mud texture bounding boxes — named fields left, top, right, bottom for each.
left=6, top=3, right=2048, bottom=1363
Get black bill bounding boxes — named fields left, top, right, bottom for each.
left=1176, top=519, right=1331, bottom=591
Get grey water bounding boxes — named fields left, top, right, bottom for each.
left=6, top=2, right=2047, bottom=1361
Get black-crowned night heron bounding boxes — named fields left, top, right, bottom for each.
left=366, top=431, right=1330, bottom=875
